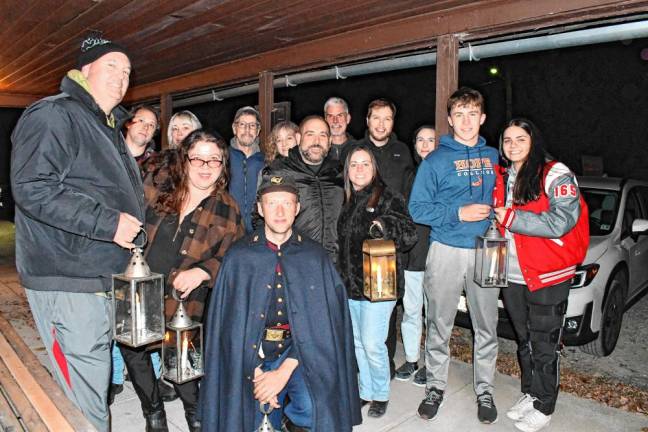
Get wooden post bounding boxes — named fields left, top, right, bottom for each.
left=435, top=34, right=459, bottom=139
left=160, top=93, right=173, bottom=150
left=258, top=71, right=274, bottom=155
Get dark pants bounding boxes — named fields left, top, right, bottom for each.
left=502, top=280, right=570, bottom=415
left=254, top=351, right=313, bottom=429
left=119, top=344, right=199, bottom=417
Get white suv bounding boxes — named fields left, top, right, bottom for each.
left=455, top=177, right=648, bottom=357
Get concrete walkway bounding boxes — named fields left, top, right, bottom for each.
left=0, top=258, right=646, bottom=431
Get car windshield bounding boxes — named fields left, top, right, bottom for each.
left=581, top=188, right=619, bottom=236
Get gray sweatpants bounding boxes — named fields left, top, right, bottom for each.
left=423, top=242, right=500, bottom=395
left=26, top=288, right=112, bottom=432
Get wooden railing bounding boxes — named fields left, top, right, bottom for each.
left=0, top=313, right=96, bottom=431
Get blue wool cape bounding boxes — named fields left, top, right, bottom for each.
left=198, top=229, right=362, bottom=431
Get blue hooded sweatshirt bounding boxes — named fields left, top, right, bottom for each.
left=408, top=134, right=498, bottom=248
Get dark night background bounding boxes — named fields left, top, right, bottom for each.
left=2, top=37, right=648, bottom=220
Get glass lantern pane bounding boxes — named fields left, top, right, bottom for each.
left=363, top=254, right=372, bottom=298
left=163, top=326, right=204, bottom=383
left=113, top=278, right=132, bottom=344
left=136, top=278, right=165, bottom=345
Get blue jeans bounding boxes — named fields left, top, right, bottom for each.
left=254, top=350, right=313, bottom=429
left=111, top=343, right=161, bottom=384
left=401, top=270, right=427, bottom=363
left=348, top=299, right=396, bottom=401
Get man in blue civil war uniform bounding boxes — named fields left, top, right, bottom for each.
left=199, top=175, right=362, bottom=431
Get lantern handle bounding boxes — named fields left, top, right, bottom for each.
left=259, top=402, right=273, bottom=415
left=368, top=220, right=384, bottom=239
left=131, top=228, right=148, bottom=250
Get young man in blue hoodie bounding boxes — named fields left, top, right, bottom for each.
left=409, top=87, right=500, bottom=424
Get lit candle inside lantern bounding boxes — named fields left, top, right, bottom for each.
left=488, top=248, right=498, bottom=280
left=180, top=335, right=189, bottom=375
left=135, top=292, right=145, bottom=333
left=376, top=264, right=383, bottom=297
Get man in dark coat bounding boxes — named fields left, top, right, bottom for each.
left=10, top=34, right=143, bottom=431
left=264, top=115, right=344, bottom=263
left=199, top=175, right=361, bottom=431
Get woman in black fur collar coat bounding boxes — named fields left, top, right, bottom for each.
left=337, top=145, right=417, bottom=419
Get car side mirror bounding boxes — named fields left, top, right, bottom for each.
left=631, top=218, right=648, bottom=235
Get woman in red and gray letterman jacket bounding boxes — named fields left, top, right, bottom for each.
left=493, top=118, right=589, bottom=432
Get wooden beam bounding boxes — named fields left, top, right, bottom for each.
left=0, top=92, right=42, bottom=108
left=159, top=93, right=173, bottom=150
left=258, top=71, right=274, bottom=155
left=0, top=313, right=95, bottom=431
left=125, top=0, right=648, bottom=102
left=435, top=35, right=459, bottom=138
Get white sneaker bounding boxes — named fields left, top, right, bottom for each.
left=507, top=393, right=536, bottom=420
left=514, top=408, right=551, bottom=432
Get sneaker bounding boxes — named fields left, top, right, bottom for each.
left=417, top=387, right=444, bottom=420
left=477, top=392, right=498, bottom=424
left=507, top=393, right=536, bottom=421
left=413, top=366, right=427, bottom=387
left=394, top=361, right=418, bottom=381
left=514, top=408, right=551, bottom=432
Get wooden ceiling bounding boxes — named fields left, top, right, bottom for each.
left=0, top=0, right=647, bottom=107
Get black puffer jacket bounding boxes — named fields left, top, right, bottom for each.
left=338, top=182, right=417, bottom=300
left=264, top=146, right=344, bottom=262
left=11, top=75, right=145, bottom=292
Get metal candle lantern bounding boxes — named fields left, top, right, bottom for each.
left=474, top=219, right=509, bottom=288
left=162, top=293, right=204, bottom=383
left=112, top=247, right=165, bottom=347
left=362, top=239, right=397, bottom=301
left=256, top=404, right=276, bottom=432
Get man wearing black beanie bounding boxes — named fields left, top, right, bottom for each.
left=11, top=33, right=145, bottom=432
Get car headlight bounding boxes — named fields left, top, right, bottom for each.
left=572, top=264, right=600, bottom=288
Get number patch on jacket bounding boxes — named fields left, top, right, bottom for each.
left=554, top=184, right=577, bottom=198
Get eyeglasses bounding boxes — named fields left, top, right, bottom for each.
left=236, top=122, right=259, bottom=131
left=416, top=137, right=436, bottom=144
left=187, top=157, right=223, bottom=168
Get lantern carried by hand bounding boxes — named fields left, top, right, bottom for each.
left=474, top=219, right=509, bottom=288
left=362, top=221, right=397, bottom=301
left=112, top=246, right=165, bottom=347
left=162, top=290, right=204, bottom=383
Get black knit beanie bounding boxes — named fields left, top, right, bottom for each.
left=77, top=32, right=130, bottom=69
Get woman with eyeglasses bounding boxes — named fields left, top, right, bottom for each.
left=119, top=130, right=245, bottom=432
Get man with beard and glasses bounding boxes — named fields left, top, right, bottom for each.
left=324, top=96, right=355, bottom=162
left=263, top=115, right=344, bottom=263
left=229, top=106, right=265, bottom=233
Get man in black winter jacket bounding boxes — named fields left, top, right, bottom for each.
left=10, top=35, right=144, bottom=432
left=264, top=116, right=344, bottom=263
left=354, top=98, right=414, bottom=198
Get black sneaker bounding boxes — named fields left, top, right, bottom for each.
left=413, top=366, right=427, bottom=387
left=394, top=361, right=418, bottom=381
left=418, top=387, right=444, bottom=420
left=367, top=400, right=389, bottom=418
left=477, top=392, right=498, bottom=424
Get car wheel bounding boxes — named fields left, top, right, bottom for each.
left=580, top=271, right=626, bottom=357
